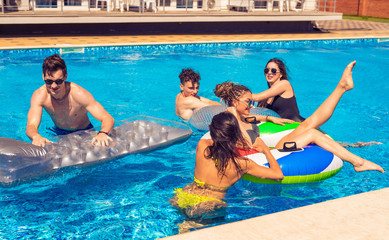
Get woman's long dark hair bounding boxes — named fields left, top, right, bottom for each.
left=205, top=112, right=249, bottom=178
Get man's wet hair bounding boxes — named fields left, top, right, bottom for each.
left=179, top=68, right=200, bottom=85
left=43, top=54, right=67, bottom=77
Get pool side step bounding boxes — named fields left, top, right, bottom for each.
left=60, top=47, right=85, bottom=54
left=378, top=38, right=389, bottom=42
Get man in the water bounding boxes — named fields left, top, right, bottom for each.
left=175, top=68, right=220, bottom=121
left=26, top=54, right=115, bottom=147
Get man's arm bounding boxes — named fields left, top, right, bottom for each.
left=26, top=89, right=52, bottom=147
left=198, top=96, right=221, bottom=106
left=177, top=95, right=221, bottom=121
left=77, top=87, right=115, bottom=146
left=187, top=96, right=220, bottom=111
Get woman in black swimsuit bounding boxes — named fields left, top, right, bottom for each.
left=252, top=58, right=305, bottom=122
left=252, top=58, right=379, bottom=148
left=213, top=61, right=384, bottom=173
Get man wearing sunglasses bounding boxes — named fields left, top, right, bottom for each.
left=26, top=54, right=115, bottom=147
left=175, top=68, right=220, bottom=121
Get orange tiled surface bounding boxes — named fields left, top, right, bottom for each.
left=0, top=20, right=388, bottom=49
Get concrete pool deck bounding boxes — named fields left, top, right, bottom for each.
left=0, top=19, right=388, bottom=239
left=162, top=187, right=389, bottom=240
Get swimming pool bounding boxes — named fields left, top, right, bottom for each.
left=0, top=38, right=388, bottom=239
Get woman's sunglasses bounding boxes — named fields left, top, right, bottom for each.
left=239, top=100, right=254, bottom=107
left=264, top=68, right=280, bottom=74
left=44, top=79, right=65, bottom=85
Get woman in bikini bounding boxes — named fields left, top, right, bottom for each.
left=170, top=112, right=284, bottom=220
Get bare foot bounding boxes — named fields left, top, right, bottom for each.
left=338, top=61, right=356, bottom=91
left=354, top=159, right=385, bottom=173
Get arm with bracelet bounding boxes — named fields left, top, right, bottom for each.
left=92, top=114, right=114, bottom=146
left=98, top=130, right=110, bottom=136
left=82, top=94, right=114, bottom=147
left=244, top=114, right=294, bottom=126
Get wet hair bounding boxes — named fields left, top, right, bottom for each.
left=214, top=81, right=251, bottom=106
left=42, top=54, right=67, bottom=78
left=206, top=112, right=249, bottom=178
left=179, top=68, right=200, bottom=85
left=266, top=58, right=288, bottom=81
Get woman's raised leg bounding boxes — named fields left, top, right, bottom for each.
left=277, top=129, right=385, bottom=173
left=275, top=61, right=384, bottom=173
left=283, top=61, right=356, bottom=139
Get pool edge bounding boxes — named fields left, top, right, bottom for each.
left=1, top=35, right=389, bottom=51
left=161, top=187, right=389, bottom=239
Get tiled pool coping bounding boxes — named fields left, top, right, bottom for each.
left=1, top=35, right=389, bottom=51
left=1, top=37, right=388, bottom=56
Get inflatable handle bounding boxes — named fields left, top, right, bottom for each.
left=278, top=141, right=303, bottom=152
left=244, top=116, right=260, bottom=124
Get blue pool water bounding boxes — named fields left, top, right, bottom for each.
left=0, top=39, right=388, bottom=239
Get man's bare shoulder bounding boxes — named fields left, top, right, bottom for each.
left=31, top=85, right=48, bottom=103
left=68, top=82, right=94, bottom=101
left=68, top=82, right=85, bottom=95
left=175, top=92, right=182, bottom=103
left=33, top=85, right=47, bottom=94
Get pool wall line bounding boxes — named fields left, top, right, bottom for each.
left=0, top=37, right=387, bottom=55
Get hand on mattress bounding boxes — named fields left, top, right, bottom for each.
left=92, top=132, right=113, bottom=147
left=32, top=135, right=52, bottom=147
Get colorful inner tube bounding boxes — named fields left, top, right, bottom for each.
left=202, top=122, right=343, bottom=184
left=240, top=144, right=343, bottom=184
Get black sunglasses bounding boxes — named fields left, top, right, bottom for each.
left=264, top=68, right=279, bottom=74
left=44, top=79, right=65, bottom=85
